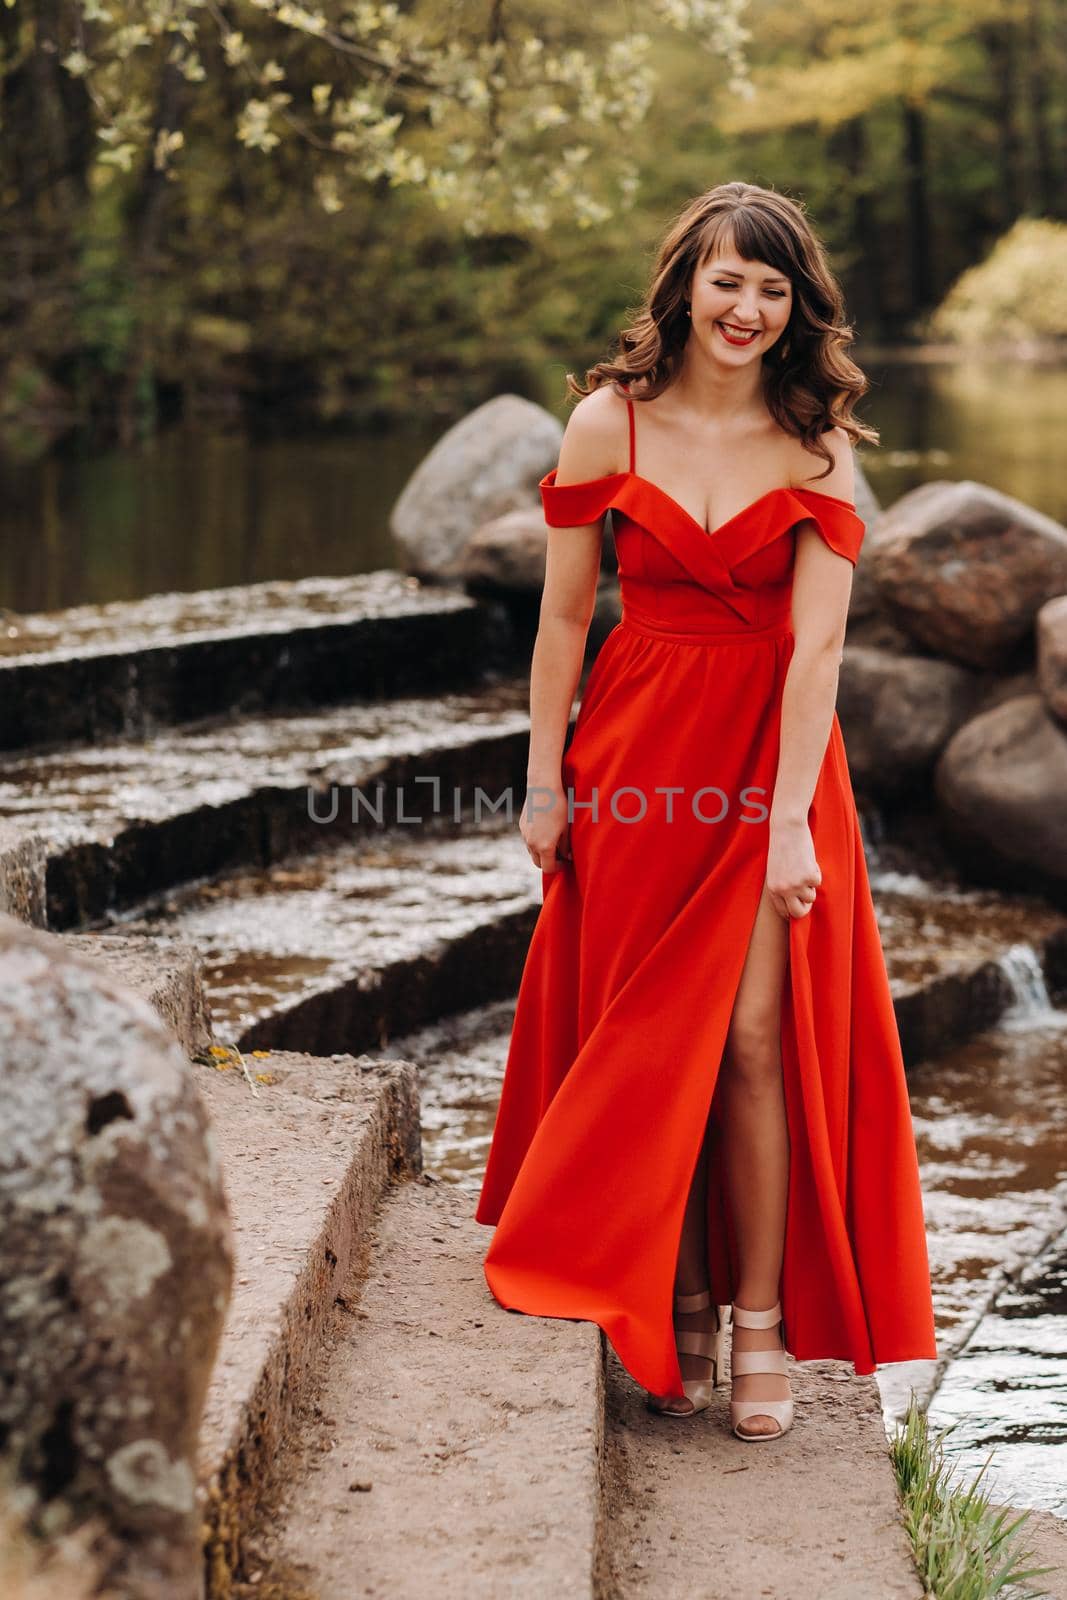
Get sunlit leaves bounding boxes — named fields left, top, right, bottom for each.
left=717, top=0, right=1017, bottom=133
left=59, top=0, right=751, bottom=232
left=236, top=94, right=291, bottom=152
left=930, top=219, right=1067, bottom=342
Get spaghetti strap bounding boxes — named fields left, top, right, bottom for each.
left=625, top=387, right=636, bottom=474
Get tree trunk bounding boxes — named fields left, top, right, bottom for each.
left=1025, top=0, right=1062, bottom=217
left=978, top=19, right=1026, bottom=223
left=828, top=116, right=887, bottom=336
left=902, top=101, right=934, bottom=316
left=117, top=58, right=187, bottom=447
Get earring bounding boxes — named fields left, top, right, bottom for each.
left=684, top=301, right=691, bottom=317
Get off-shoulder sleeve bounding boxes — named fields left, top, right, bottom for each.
left=794, top=492, right=866, bottom=566
left=539, top=469, right=620, bottom=528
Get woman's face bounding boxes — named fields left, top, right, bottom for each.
left=687, top=237, right=794, bottom=367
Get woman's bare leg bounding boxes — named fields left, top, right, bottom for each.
left=715, top=879, right=792, bottom=1435
left=653, top=880, right=792, bottom=1420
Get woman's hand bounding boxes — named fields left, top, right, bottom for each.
left=521, top=780, right=572, bottom=872
left=766, top=816, right=821, bottom=920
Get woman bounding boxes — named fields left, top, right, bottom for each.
left=474, top=180, right=937, bottom=1438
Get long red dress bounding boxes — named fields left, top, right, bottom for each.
left=474, top=391, right=937, bottom=1405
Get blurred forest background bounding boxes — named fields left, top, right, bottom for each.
left=2, top=0, right=1066, bottom=609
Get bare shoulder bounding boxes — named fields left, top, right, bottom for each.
left=554, top=383, right=630, bottom=486
left=790, top=425, right=856, bottom=502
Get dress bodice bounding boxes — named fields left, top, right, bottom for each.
left=539, top=467, right=866, bottom=634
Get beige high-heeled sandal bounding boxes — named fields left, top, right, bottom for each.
left=729, top=1300, right=794, bottom=1441
left=647, top=1287, right=727, bottom=1417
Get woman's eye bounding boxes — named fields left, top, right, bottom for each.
left=713, top=280, right=787, bottom=296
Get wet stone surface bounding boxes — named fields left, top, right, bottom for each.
left=0, top=570, right=473, bottom=661
left=108, top=819, right=540, bottom=1046
left=0, top=682, right=532, bottom=851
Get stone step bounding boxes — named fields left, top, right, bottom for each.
left=232, top=1172, right=605, bottom=1600
left=109, top=817, right=541, bottom=1055
left=598, top=1344, right=923, bottom=1599
left=98, top=840, right=1067, bottom=1101
left=0, top=570, right=512, bottom=753
left=0, top=677, right=534, bottom=928
left=191, top=1050, right=422, bottom=1599
left=990, top=1507, right=1067, bottom=1599
left=63, top=929, right=215, bottom=1061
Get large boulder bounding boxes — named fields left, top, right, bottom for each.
left=459, top=505, right=619, bottom=597
left=391, top=395, right=562, bottom=581
left=866, top=480, right=1067, bottom=668
left=846, top=457, right=884, bottom=621
left=459, top=506, right=554, bottom=594
left=837, top=646, right=981, bottom=798
left=934, top=695, right=1067, bottom=893
left=1037, top=593, right=1067, bottom=725
left=0, top=915, right=234, bottom=1599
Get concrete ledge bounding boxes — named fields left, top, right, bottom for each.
left=2, top=681, right=533, bottom=928
left=193, top=1053, right=421, bottom=1600
left=241, top=1175, right=605, bottom=1600
left=0, top=571, right=507, bottom=752
left=64, top=929, right=216, bottom=1059
left=600, top=1348, right=923, bottom=1598
left=110, top=819, right=541, bottom=1054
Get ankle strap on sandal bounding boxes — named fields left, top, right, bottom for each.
left=730, top=1300, right=782, bottom=1329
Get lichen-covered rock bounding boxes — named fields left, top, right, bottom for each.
left=934, top=695, right=1067, bottom=891
left=867, top=480, right=1067, bottom=668
left=391, top=395, right=563, bottom=581
left=1037, top=593, right=1067, bottom=725
left=0, top=914, right=234, bottom=1599
left=0, top=823, right=47, bottom=929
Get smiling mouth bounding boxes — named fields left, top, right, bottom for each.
left=715, top=321, right=761, bottom=345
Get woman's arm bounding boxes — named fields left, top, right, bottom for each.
left=523, top=386, right=621, bottom=872
left=766, top=427, right=857, bottom=919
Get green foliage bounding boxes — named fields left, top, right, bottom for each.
left=929, top=219, right=1067, bottom=344
left=4, top=0, right=1067, bottom=441
left=55, top=0, right=752, bottom=236
left=889, top=1397, right=1054, bottom=1600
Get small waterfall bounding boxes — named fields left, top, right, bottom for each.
left=997, top=942, right=1059, bottom=1022
left=868, top=865, right=935, bottom=896
left=857, top=801, right=885, bottom=866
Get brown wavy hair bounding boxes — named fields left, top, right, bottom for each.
left=566, top=180, right=878, bottom=479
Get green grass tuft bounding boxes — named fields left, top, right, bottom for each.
left=890, top=1396, right=1057, bottom=1599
